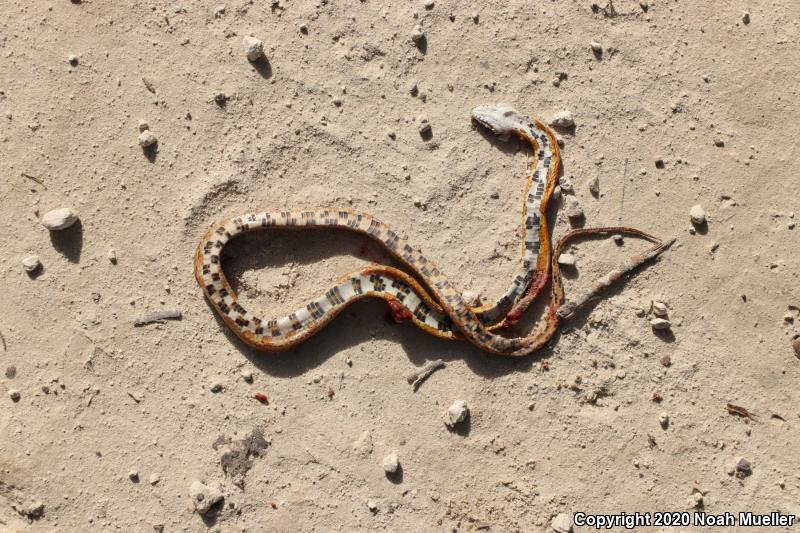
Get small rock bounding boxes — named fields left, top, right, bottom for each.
left=557, top=253, right=576, bottom=267
left=462, top=290, right=482, bottom=307
left=213, top=5, right=226, bottom=17
left=655, top=158, right=665, bottom=169
left=240, top=370, right=253, bottom=383
left=367, top=499, right=378, bottom=513
left=209, top=381, right=223, bottom=393
left=382, top=453, right=399, bottom=474
left=551, top=512, right=573, bottom=532
left=128, top=470, right=139, bottom=481
left=107, top=249, right=117, bottom=264
left=444, top=400, right=469, bottom=428
left=22, top=255, right=41, bottom=273
left=189, top=481, right=224, bottom=515
left=353, top=430, right=373, bottom=457
left=409, top=82, right=419, bottom=96
left=9, top=389, right=20, bottom=402
left=659, top=412, right=669, bottom=428
left=41, top=207, right=78, bottom=230
left=424, top=0, right=434, bottom=9
left=612, top=234, right=624, bottom=245
left=13, top=499, right=44, bottom=520
left=588, top=175, right=599, bottom=196
left=550, top=110, right=575, bottom=129
left=214, top=92, right=228, bottom=105
left=659, top=354, right=672, bottom=368
left=792, top=335, right=800, bottom=360
left=243, top=35, right=264, bottom=61
left=690, top=204, right=706, bottom=225
left=411, top=26, right=425, bottom=45
left=471, top=12, right=479, bottom=22
left=690, top=492, right=704, bottom=508
left=137, top=119, right=149, bottom=132
left=68, top=54, right=79, bottom=66
left=652, top=301, right=668, bottom=317
left=742, top=11, right=750, bottom=24
left=735, top=457, right=752, bottom=478
left=714, top=138, right=725, bottom=147
left=149, top=473, right=160, bottom=485
left=552, top=185, right=562, bottom=200
left=489, top=191, right=500, bottom=199
left=299, top=23, right=308, bottom=34
left=650, top=318, right=671, bottom=330
left=5, top=365, right=16, bottom=378
left=417, top=116, right=431, bottom=136
left=138, top=130, right=157, bottom=148
left=565, top=196, right=584, bottom=220
left=332, top=97, right=342, bottom=107
left=590, top=41, right=602, bottom=54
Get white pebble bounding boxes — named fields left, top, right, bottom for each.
left=367, top=499, right=378, bottom=512
left=138, top=130, right=157, bottom=148
left=382, top=453, right=399, bottom=474
left=417, top=116, right=431, bottom=135
left=588, top=175, right=599, bottom=196
left=444, top=400, right=469, bottom=428
left=659, top=412, right=669, bottom=428
left=552, top=185, right=562, bottom=200
left=9, top=389, right=21, bottom=402
left=411, top=26, right=425, bottom=44
left=551, top=513, right=573, bottom=532
left=243, top=35, right=264, bottom=61
left=68, top=54, right=79, bottom=66
left=128, top=470, right=139, bottom=481
left=41, top=207, right=78, bottom=230
left=209, top=381, right=223, bottom=393
left=690, top=204, right=706, bottom=225
left=462, top=290, right=482, bottom=307
left=590, top=41, right=602, bottom=54
left=137, top=119, right=149, bottom=132
left=107, top=249, right=117, bottom=264
left=148, top=473, right=160, bottom=485
left=189, top=481, right=224, bottom=515
left=558, top=176, right=573, bottom=192
left=557, top=253, right=576, bottom=267
left=650, top=318, right=671, bottom=330
left=424, top=0, right=434, bottom=9
left=240, top=370, right=253, bottom=383
left=22, top=255, right=41, bottom=273
left=550, top=110, right=575, bottom=129
left=652, top=301, right=668, bottom=317
left=612, top=234, right=624, bottom=245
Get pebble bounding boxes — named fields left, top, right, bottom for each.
left=409, top=82, right=419, bottom=96
left=243, top=35, right=264, bottom=61
left=558, top=176, right=573, bottom=193
left=652, top=301, right=668, bottom=317
left=552, top=185, right=562, bottom=200
left=137, top=119, right=149, bottom=132
left=213, top=5, right=226, bottom=17
left=424, top=0, right=434, bottom=9
left=411, top=26, right=425, bottom=45
left=189, top=481, right=224, bottom=515
left=382, top=453, right=399, bottom=474
left=690, top=492, right=704, bottom=508
left=588, top=175, right=599, bottom=196
left=658, top=412, right=669, bottom=428
left=550, top=110, right=575, bottom=129
left=214, top=92, right=228, bottom=105
left=655, top=158, right=665, bottom=169
left=650, top=318, right=671, bottom=330
left=735, top=457, right=752, bottom=478
left=22, top=255, right=41, bottom=273
left=367, top=499, right=378, bottom=513
left=714, top=138, right=725, bottom=147
left=590, top=41, right=602, bottom=54
left=107, top=249, right=117, bottom=264
left=5, top=365, right=16, bottom=378
left=471, top=12, right=479, bottom=23
left=138, top=130, right=157, bottom=148
left=565, top=196, right=584, bottom=220
left=689, top=204, right=706, bottom=225
left=240, top=370, right=253, bottom=383
left=557, top=253, right=576, bottom=267
left=417, top=116, right=431, bottom=136
left=612, top=234, right=623, bottom=245
left=551, top=513, right=573, bottom=532
left=149, top=473, right=160, bottom=485
left=792, top=335, right=800, bottom=360
left=68, top=54, right=79, bottom=66
left=41, top=207, right=78, bottom=230
left=353, top=430, right=373, bottom=457
left=742, top=11, right=750, bottom=24
left=128, top=470, right=139, bottom=481
left=444, top=399, right=469, bottom=428
left=209, top=381, right=223, bottom=393
left=9, top=389, right=20, bottom=402
left=462, top=290, right=482, bottom=307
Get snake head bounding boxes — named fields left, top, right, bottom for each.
left=471, top=105, right=528, bottom=138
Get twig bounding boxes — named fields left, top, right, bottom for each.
left=405, top=360, right=446, bottom=391
left=127, top=391, right=141, bottom=403
left=21, top=172, right=46, bottom=189
left=619, top=158, right=628, bottom=223
left=133, top=310, right=182, bottom=327
left=727, top=403, right=756, bottom=419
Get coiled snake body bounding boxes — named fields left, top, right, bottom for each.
left=194, top=105, right=673, bottom=356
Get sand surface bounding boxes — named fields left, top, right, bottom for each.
left=1, top=1, right=799, bottom=531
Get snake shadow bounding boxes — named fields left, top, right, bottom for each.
left=210, top=227, right=551, bottom=379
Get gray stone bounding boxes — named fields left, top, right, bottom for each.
left=382, top=453, right=399, bottom=474
left=550, top=110, right=575, bottom=129
left=41, top=207, right=78, bottom=230
left=690, top=204, right=706, bottom=225
left=22, top=255, right=41, bottom=272
left=189, top=481, right=224, bottom=515
left=9, top=389, right=20, bottom=402
left=650, top=318, right=671, bottom=330
left=557, top=253, right=576, bottom=267
left=444, top=400, right=469, bottom=428
left=565, top=196, right=584, bottom=219
left=243, top=36, right=264, bottom=61
left=551, top=513, right=573, bottom=532
left=138, top=130, right=157, bottom=148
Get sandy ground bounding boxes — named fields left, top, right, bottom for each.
left=1, top=1, right=799, bottom=531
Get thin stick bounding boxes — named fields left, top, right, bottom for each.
left=405, top=360, right=446, bottom=391
left=133, top=310, right=182, bottom=327
left=21, top=172, right=46, bottom=189
left=618, top=158, right=628, bottom=223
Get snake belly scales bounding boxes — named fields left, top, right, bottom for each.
left=194, top=105, right=673, bottom=357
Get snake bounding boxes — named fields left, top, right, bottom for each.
left=194, top=105, right=674, bottom=356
